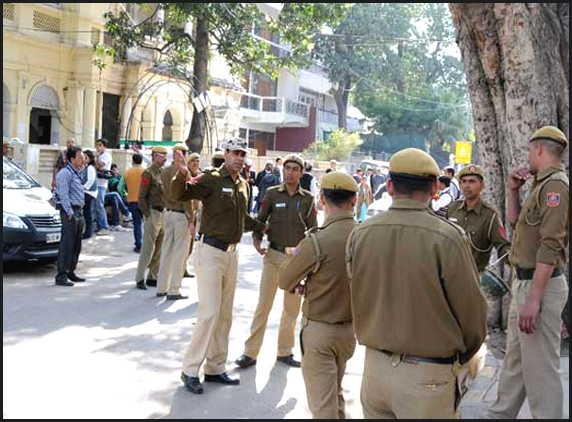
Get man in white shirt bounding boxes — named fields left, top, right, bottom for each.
left=94, top=138, right=112, bottom=234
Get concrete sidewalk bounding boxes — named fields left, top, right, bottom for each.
left=459, top=348, right=569, bottom=418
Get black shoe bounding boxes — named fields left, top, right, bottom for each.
left=146, top=279, right=157, bottom=287
left=156, top=292, right=167, bottom=297
left=67, top=273, right=86, bottom=282
left=166, top=294, right=189, bottom=301
left=183, top=270, right=196, bottom=278
left=133, top=247, right=141, bottom=253
left=277, top=354, right=301, bottom=368
left=181, top=372, right=204, bottom=394
left=204, top=372, right=240, bottom=385
left=136, top=280, right=147, bottom=290
left=235, top=354, right=257, bottom=368
left=55, top=279, right=74, bottom=287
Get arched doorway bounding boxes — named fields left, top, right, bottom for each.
left=161, top=109, right=173, bottom=141
left=3, top=82, right=11, bottom=137
left=29, top=85, right=60, bottom=145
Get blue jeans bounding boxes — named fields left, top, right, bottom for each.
left=105, top=191, right=130, bottom=226
left=128, top=202, right=143, bottom=249
left=95, top=186, right=109, bottom=230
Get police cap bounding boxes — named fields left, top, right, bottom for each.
left=3, top=137, right=10, bottom=146
left=321, top=171, right=359, bottom=193
left=172, top=143, right=188, bottom=152
left=389, top=148, right=440, bottom=180
left=283, top=154, right=304, bottom=170
left=457, top=164, right=484, bottom=181
left=529, top=125, right=568, bottom=149
left=225, top=137, right=248, bottom=153
left=187, top=152, right=200, bottom=162
left=213, top=150, right=225, bottom=159
left=152, top=146, right=168, bottom=155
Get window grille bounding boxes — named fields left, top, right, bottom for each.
left=33, top=10, right=61, bottom=33
left=3, top=3, right=15, bottom=21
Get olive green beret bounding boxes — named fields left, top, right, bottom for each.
left=321, top=171, right=359, bottom=192
left=529, top=125, right=568, bottom=148
left=152, top=146, right=168, bottom=154
left=389, top=148, right=440, bottom=179
left=457, top=164, right=484, bottom=180
left=172, top=143, right=189, bottom=152
left=187, top=152, right=200, bottom=162
left=283, top=154, right=304, bottom=170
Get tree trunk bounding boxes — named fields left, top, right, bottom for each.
left=333, top=76, right=351, bottom=129
left=187, top=16, right=209, bottom=153
left=449, top=3, right=569, bottom=214
left=449, top=3, right=569, bottom=329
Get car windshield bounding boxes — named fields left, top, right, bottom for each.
left=3, top=157, right=41, bottom=189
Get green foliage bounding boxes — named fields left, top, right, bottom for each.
left=313, top=3, right=472, bottom=154
left=102, top=3, right=349, bottom=79
left=303, top=128, right=363, bottom=161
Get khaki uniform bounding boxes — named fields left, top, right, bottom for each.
left=346, top=199, right=487, bottom=419
left=172, top=166, right=265, bottom=377
left=135, top=164, right=164, bottom=283
left=156, top=165, right=194, bottom=295
left=243, top=184, right=317, bottom=360
left=278, top=211, right=357, bottom=419
left=447, top=198, right=511, bottom=272
left=489, top=166, right=569, bottom=419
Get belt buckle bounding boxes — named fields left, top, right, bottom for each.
left=227, top=244, right=237, bottom=252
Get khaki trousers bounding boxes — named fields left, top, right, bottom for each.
left=157, top=211, right=190, bottom=295
left=487, top=274, right=568, bottom=419
left=244, top=247, right=301, bottom=359
left=182, top=240, right=239, bottom=376
left=135, top=209, right=163, bottom=281
left=300, top=318, right=356, bottom=419
left=361, top=348, right=456, bottom=419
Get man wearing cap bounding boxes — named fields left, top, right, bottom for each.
left=346, top=148, right=487, bottom=418
left=235, top=154, right=317, bottom=370
left=156, top=144, right=194, bottom=300
left=446, top=164, right=511, bottom=328
left=183, top=152, right=202, bottom=278
left=171, top=138, right=266, bottom=395
left=3, top=137, right=13, bottom=159
left=134, top=146, right=167, bottom=290
left=486, top=126, right=569, bottom=419
left=278, top=171, right=358, bottom=418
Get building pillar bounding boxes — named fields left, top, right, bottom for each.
left=83, top=87, right=97, bottom=144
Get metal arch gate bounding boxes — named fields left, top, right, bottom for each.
left=122, top=65, right=217, bottom=152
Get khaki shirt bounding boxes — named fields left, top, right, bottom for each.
left=447, top=197, right=511, bottom=272
left=346, top=198, right=487, bottom=363
left=161, top=165, right=195, bottom=221
left=138, top=164, right=164, bottom=217
left=510, top=166, right=569, bottom=269
left=278, top=211, right=356, bottom=324
left=253, top=184, right=318, bottom=246
left=171, top=165, right=265, bottom=244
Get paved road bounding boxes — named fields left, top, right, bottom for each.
left=3, top=228, right=569, bottom=418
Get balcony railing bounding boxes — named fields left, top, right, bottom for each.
left=240, top=93, right=309, bottom=127
left=318, top=109, right=363, bottom=132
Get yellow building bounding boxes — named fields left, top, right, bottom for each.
left=3, top=3, right=240, bottom=152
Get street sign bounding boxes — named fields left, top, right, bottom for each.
left=455, top=141, right=472, bottom=164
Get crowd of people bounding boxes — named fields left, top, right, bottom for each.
left=49, top=126, right=569, bottom=419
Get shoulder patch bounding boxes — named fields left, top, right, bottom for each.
left=546, top=192, right=561, bottom=207
left=140, top=175, right=151, bottom=187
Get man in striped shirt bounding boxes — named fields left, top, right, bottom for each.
left=55, top=146, right=86, bottom=286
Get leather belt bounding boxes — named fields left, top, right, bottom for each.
left=380, top=349, right=456, bottom=365
left=516, top=267, right=562, bottom=280
left=269, top=242, right=287, bottom=253
left=151, top=205, right=164, bottom=212
left=200, top=234, right=237, bottom=252
left=165, top=208, right=185, bottom=214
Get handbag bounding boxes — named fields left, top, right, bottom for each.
left=97, top=169, right=112, bottom=179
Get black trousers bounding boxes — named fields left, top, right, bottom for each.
left=56, top=208, right=84, bottom=282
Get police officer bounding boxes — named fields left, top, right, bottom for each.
left=183, top=152, right=202, bottom=278
left=171, top=138, right=266, bottom=395
left=156, top=143, right=193, bottom=300
left=235, top=154, right=317, bottom=370
left=487, top=126, right=569, bottom=419
left=447, top=165, right=512, bottom=270
left=134, top=146, right=167, bottom=290
left=278, top=171, right=358, bottom=419
left=346, top=148, right=487, bottom=419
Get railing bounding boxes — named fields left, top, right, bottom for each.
left=240, top=94, right=309, bottom=120
left=318, top=109, right=363, bottom=131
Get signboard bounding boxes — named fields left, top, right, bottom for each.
left=455, top=141, right=472, bottom=164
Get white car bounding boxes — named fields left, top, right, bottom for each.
left=365, top=191, right=393, bottom=219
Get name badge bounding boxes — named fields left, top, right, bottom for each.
left=449, top=217, right=458, bottom=222
left=275, top=202, right=286, bottom=208
left=221, top=187, right=233, bottom=196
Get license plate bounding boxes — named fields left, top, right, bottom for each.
left=46, top=232, right=61, bottom=243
